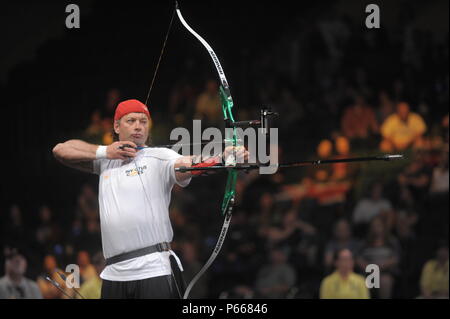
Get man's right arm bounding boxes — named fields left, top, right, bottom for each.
left=52, top=139, right=137, bottom=173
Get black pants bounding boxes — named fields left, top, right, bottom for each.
left=101, top=255, right=186, bottom=299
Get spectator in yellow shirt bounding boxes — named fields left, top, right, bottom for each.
left=77, top=252, right=105, bottom=299
left=420, top=244, right=449, bottom=299
left=320, top=249, right=370, bottom=299
left=380, top=102, right=427, bottom=151
left=77, top=251, right=98, bottom=283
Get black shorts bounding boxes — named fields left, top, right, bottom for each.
left=101, top=255, right=186, bottom=299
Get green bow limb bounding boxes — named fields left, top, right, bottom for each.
left=175, top=2, right=240, bottom=299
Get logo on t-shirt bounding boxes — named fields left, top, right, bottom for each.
left=125, top=165, right=147, bottom=177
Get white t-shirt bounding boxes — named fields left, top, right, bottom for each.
left=93, top=147, right=191, bottom=281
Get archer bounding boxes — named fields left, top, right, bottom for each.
left=52, top=99, right=249, bottom=299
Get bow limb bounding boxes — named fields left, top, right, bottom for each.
left=175, top=2, right=239, bottom=299
left=175, top=2, right=230, bottom=89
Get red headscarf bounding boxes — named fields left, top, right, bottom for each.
left=114, top=99, right=150, bottom=122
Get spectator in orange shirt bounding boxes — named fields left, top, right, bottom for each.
left=330, top=136, right=356, bottom=181
left=341, top=95, right=379, bottom=145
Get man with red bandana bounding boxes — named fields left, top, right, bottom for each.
left=53, top=99, right=248, bottom=298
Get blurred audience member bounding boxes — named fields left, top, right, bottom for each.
left=376, top=90, right=395, bottom=124
left=77, top=251, right=97, bottom=283
left=259, top=205, right=318, bottom=269
left=394, top=210, right=418, bottom=242
left=308, top=139, right=333, bottom=183
left=341, top=95, right=378, bottom=142
left=324, top=219, right=360, bottom=271
left=83, top=89, right=121, bottom=145
left=37, top=255, right=64, bottom=299
left=83, top=109, right=105, bottom=144
left=352, top=182, right=394, bottom=233
left=429, top=150, right=449, bottom=195
left=380, top=102, right=427, bottom=151
left=1, top=205, right=28, bottom=247
left=330, top=136, right=355, bottom=181
left=356, top=217, right=400, bottom=299
left=35, top=205, right=61, bottom=253
left=168, top=78, right=197, bottom=125
left=219, top=285, right=255, bottom=299
left=419, top=243, right=449, bottom=299
left=442, top=114, right=449, bottom=143
left=394, top=209, right=419, bottom=298
left=317, top=139, right=333, bottom=159
left=221, top=211, right=260, bottom=288
left=101, top=89, right=121, bottom=144
left=73, top=219, right=102, bottom=256
left=0, top=248, right=42, bottom=299
left=78, top=251, right=105, bottom=299
left=254, top=248, right=297, bottom=298
left=194, top=79, right=222, bottom=124
left=427, top=150, right=449, bottom=237
left=263, top=209, right=316, bottom=246
left=76, top=184, right=99, bottom=221
left=320, top=249, right=369, bottom=299
left=397, top=152, right=431, bottom=211
left=104, top=88, right=121, bottom=118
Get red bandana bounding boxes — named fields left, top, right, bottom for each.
left=114, top=99, right=150, bottom=122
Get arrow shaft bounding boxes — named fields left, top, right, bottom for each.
left=175, top=155, right=403, bottom=172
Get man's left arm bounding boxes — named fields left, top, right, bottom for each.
left=174, top=154, right=224, bottom=182
left=174, top=146, right=249, bottom=183
left=174, top=155, right=198, bottom=183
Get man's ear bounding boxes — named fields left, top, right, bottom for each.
left=114, top=120, right=120, bottom=134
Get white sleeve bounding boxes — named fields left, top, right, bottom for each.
left=149, top=148, right=191, bottom=188
left=169, top=158, right=191, bottom=188
left=93, top=159, right=105, bottom=175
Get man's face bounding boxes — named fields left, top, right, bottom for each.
left=6, top=255, right=27, bottom=277
left=335, top=220, right=350, bottom=240
left=270, top=250, right=286, bottom=265
left=336, top=249, right=354, bottom=274
left=371, top=184, right=383, bottom=200
left=397, top=102, right=410, bottom=121
left=370, top=218, right=385, bottom=237
left=206, top=80, right=218, bottom=94
left=114, top=112, right=150, bottom=146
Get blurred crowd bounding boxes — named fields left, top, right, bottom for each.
left=1, top=2, right=448, bottom=298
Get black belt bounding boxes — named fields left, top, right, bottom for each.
left=105, top=242, right=171, bottom=266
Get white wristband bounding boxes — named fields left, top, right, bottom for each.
left=96, top=145, right=107, bottom=159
